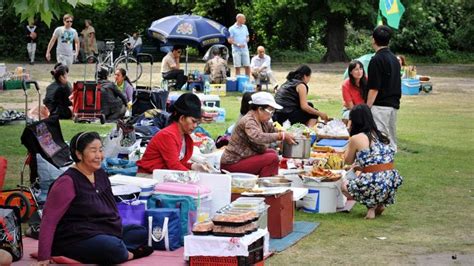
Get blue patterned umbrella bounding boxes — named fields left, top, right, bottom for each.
left=148, top=15, right=229, bottom=48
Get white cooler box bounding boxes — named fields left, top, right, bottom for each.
left=197, top=93, right=220, bottom=108
left=302, top=178, right=346, bottom=213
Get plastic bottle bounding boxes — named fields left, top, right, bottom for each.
left=204, top=80, right=210, bottom=95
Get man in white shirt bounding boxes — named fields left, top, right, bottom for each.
left=45, top=14, right=80, bottom=68
left=250, top=46, right=278, bottom=91
left=161, top=46, right=187, bottom=90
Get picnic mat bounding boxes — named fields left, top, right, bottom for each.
left=269, top=221, right=320, bottom=253
left=16, top=237, right=186, bottom=266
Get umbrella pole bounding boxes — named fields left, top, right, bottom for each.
left=185, top=46, right=188, bottom=76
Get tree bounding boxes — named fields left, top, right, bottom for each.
left=316, top=0, right=378, bottom=62
left=6, top=0, right=96, bottom=27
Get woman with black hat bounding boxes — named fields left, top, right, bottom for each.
left=137, top=93, right=207, bottom=173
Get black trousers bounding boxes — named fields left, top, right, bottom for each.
left=162, top=69, right=187, bottom=90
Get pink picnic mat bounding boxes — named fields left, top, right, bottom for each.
left=14, top=237, right=186, bottom=265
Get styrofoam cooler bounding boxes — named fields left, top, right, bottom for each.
left=302, top=179, right=345, bottom=213
left=402, top=78, right=421, bottom=95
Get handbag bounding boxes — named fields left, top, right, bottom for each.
left=147, top=194, right=196, bottom=244
left=117, top=197, right=146, bottom=226
left=0, top=206, right=23, bottom=261
left=146, top=208, right=182, bottom=251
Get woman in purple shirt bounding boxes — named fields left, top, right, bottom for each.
left=37, top=132, right=152, bottom=265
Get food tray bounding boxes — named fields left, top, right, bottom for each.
left=192, top=230, right=213, bottom=236
left=212, top=232, right=246, bottom=237
left=316, top=134, right=349, bottom=140
left=212, top=219, right=254, bottom=227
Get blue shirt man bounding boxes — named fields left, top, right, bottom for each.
left=228, top=14, right=250, bottom=76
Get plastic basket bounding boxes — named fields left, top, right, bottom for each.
left=210, top=84, right=226, bottom=96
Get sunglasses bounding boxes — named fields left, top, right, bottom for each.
left=263, top=108, right=275, bottom=115
left=65, top=20, right=73, bottom=23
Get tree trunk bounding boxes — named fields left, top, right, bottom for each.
left=322, top=13, right=349, bottom=63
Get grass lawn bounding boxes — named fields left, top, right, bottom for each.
left=1, top=62, right=473, bottom=264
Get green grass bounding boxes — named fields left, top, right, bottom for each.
left=1, top=64, right=473, bottom=264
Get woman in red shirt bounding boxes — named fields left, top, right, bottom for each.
left=137, top=93, right=207, bottom=174
left=342, top=60, right=366, bottom=122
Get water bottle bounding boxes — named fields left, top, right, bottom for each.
left=204, top=80, right=210, bottom=95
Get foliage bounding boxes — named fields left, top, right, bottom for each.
left=390, top=1, right=449, bottom=56
left=344, top=26, right=374, bottom=60
left=7, top=0, right=94, bottom=27
left=452, top=0, right=474, bottom=51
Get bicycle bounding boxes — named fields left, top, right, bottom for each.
left=97, top=33, right=143, bottom=83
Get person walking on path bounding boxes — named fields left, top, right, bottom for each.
left=366, top=25, right=401, bottom=151
left=46, top=14, right=80, bottom=68
left=26, top=20, right=38, bottom=65
left=228, top=14, right=250, bottom=77
left=81, top=19, right=97, bottom=61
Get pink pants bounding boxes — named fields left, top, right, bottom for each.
left=221, top=149, right=279, bottom=177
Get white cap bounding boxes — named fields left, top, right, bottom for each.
left=249, top=92, right=283, bottom=110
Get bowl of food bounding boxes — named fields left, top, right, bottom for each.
left=257, top=177, right=293, bottom=187
left=230, top=173, right=258, bottom=189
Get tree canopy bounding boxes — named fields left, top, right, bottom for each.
left=1, top=0, right=472, bottom=62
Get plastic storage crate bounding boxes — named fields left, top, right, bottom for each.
left=3, top=80, right=30, bottom=90
left=210, top=84, right=226, bottom=96
left=189, top=236, right=264, bottom=266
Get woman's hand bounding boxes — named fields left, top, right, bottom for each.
left=318, top=111, right=329, bottom=122
left=283, top=132, right=297, bottom=144
left=191, top=163, right=210, bottom=172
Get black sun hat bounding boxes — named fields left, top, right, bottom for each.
left=170, top=93, right=202, bottom=119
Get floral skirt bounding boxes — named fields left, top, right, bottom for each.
left=348, top=170, right=403, bottom=208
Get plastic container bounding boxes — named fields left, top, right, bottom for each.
left=236, top=75, right=249, bottom=92
left=197, top=93, right=221, bottom=108
left=230, top=173, right=258, bottom=189
left=226, top=78, right=238, bottom=92
left=216, top=108, right=226, bottom=123
left=402, top=78, right=420, bottom=95
left=242, top=82, right=255, bottom=93
left=210, top=84, right=226, bottom=96
left=154, top=182, right=211, bottom=198
left=302, top=179, right=344, bottom=213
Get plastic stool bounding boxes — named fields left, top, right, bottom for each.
left=161, top=79, right=177, bottom=91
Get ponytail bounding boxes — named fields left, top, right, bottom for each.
left=50, top=63, right=69, bottom=83
left=286, top=65, right=311, bottom=81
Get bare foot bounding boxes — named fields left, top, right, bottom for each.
left=365, top=208, right=376, bottom=219
left=375, top=205, right=385, bottom=216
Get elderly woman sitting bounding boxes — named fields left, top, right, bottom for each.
left=220, top=92, right=295, bottom=177
left=37, top=132, right=152, bottom=264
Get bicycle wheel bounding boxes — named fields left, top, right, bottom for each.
left=5, top=192, right=32, bottom=222
left=114, top=56, right=142, bottom=83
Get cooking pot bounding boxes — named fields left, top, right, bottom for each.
left=282, top=137, right=311, bottom=159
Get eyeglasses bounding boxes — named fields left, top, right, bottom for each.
left=65, top=20, right=73, bottom=23
left=263, top=108, right=275, bottom=115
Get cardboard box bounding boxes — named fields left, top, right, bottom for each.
left=232, top=190, right=294, bottom=239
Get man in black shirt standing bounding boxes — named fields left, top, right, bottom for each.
left=366, top=25, right=401, bottom=150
